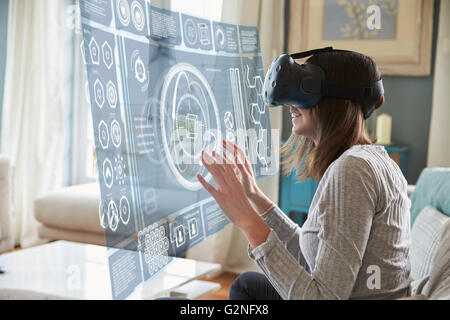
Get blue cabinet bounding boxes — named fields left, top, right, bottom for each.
left=279, top=169, right=319, bottom=227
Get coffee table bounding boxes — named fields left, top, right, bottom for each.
left=0, top=240, right=221, bottom=299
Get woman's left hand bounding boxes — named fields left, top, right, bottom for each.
left=197, top=149, right=270, bottom=248
left=197, top=150, right=257, bottom=230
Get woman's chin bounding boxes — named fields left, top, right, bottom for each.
left=292, top=125, right=303, bottom=136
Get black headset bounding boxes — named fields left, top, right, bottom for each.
left=263, top=47, right=384, bottom=119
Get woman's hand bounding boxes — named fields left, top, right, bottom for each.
left=221, top=140, right=274, bottom=214
left=197, top=148, right=270, bottom=248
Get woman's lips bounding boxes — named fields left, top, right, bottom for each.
left=290, top=107, right=302, bottom=119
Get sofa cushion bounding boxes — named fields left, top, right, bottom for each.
left=34, top=183, right=103, bottom=234
left=410, top=206, right=449, bottom=280
left=423, top=219, right=450, bottom=299
left=410, top=168, right=450, bottom=225
left=38, top=224, right=106, bottom=246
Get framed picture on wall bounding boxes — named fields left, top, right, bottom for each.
left=288, top=0, right=434, bottom=76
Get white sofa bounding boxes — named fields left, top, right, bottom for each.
left=34, top=183, right=235, bottom=272
left=34, top=183, right=106, bottom=246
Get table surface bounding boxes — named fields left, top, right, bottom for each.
left=0, top=240, right=221, bottom=300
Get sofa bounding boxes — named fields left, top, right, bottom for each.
left=33, top=183, right=235, bottom=271
left=33, top=168, right=450, bottom=299
left=404, top=168, right=450, bottom=299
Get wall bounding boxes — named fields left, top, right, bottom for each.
left=0, top=0, right=9, bottom=147
left=282, top=0, right=441, bottom=184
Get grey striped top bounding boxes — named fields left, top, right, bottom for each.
left=249, top=144, right=412, bottom=299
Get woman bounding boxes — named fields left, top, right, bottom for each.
left=197, top=50, right=412, bottom=300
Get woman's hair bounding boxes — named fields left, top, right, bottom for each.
left=280, top=51, right=385, bottom=181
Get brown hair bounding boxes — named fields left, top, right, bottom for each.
left=281, top=51, right=384, bottom=181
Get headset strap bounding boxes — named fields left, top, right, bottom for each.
left=290, top=47, right=334, bottom=59
left=322, top=79, right=384, bottom=102
left=290, top=47, right=354, bottom=60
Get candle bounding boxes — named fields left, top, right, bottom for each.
left=376, top=113, right=392, bottom=145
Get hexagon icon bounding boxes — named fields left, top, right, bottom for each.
left=106, top=81, right=117, bottom=108
left=250, top=103, right=262, bottom=124
left=103, top=158, right=114, bottom=189
left=256, top=139, right=269, bottom=170
left=98, top=120, right=109, bottom=149
left=255, top=76, right=263, bottom=95
left=93, top=79, right=105, bottom=108
left=89, top=37, right=100, bottom=65
left=102, top=41, right=113, bottom=70
left=255, top=122, right=264, bottom=141
left=110, top=120, right=122, bottom=148
left=256, top=94, right=266, bottom=114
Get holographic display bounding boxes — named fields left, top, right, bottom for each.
left=80, top=0, right=276, bottom=299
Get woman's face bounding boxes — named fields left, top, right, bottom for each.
left=290, top=106, right=317, bottom=140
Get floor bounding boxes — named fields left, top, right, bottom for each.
left=198, top=272, right=239, bottom=300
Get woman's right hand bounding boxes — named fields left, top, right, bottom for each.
left=222, top=140, right=274, bottom=214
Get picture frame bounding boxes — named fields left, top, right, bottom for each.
left=288, top=0, right=434, bottom=76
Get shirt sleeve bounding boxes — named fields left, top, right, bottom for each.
left=249, top=155, right=378, bottom=299
left=262, top=206, right=304, bottom=263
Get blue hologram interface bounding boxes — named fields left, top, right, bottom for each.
left=80, top=0, right=276, bottom=299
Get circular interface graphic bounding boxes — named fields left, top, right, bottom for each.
left=116, top=0, right=130, bottom=26
left=215, top=27, right=226, bottom=50
left=111, top=120, right=122, bottom=148
left=184, top=19, right=197, bottom=46
left=160, top=63, right=221, bottom=190
left=130, top=50, right=149, bottom=91
left=119, top=195, right=130, bottom=225
left=131, top=1, right=145, bottom=31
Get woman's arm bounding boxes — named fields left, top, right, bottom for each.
left=249, top=156, right=377, bottom=299
left=199, top=148, right=377, bottom=299
left=221, top=141, right=305, bottom=261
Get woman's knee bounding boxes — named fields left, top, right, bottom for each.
left=229, top=272, right=264, bottom=300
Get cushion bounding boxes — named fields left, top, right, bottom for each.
left=410, top=206, right=449, bottom=280
left=423, top=219, right=450, bottom=299
left=410, top=168, right=450, bottom=226
left=34, top=183, right=103, bottom=234
left=37, top=224, right=106, bottom=246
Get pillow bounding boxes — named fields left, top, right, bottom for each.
left=410, top=206, right=449, bottom=280
left=423, top=219, right=450, bottom=299
left=410, top=168, right=450, bottom=226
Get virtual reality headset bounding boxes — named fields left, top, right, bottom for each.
left=263, top=47, right=384, bottom=119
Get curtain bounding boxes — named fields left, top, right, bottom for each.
left=186, top=0, right=285, bottom=274
left=1, top=0, right=64, bottom=248
left=427, top=1, right=450, bottom=167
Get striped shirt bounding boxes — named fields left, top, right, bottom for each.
left=249, top=144, right=412, bottom=299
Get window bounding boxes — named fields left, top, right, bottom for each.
left=170, top=0, right=223, bottom=21
left=68, top=1, right=97, bottom=184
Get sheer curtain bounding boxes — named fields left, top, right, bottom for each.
left=1, top=0, right=64, bottom=248
left=184, top=0, right=285, bottom=274
left=427, top=1, right=450, bottom=167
